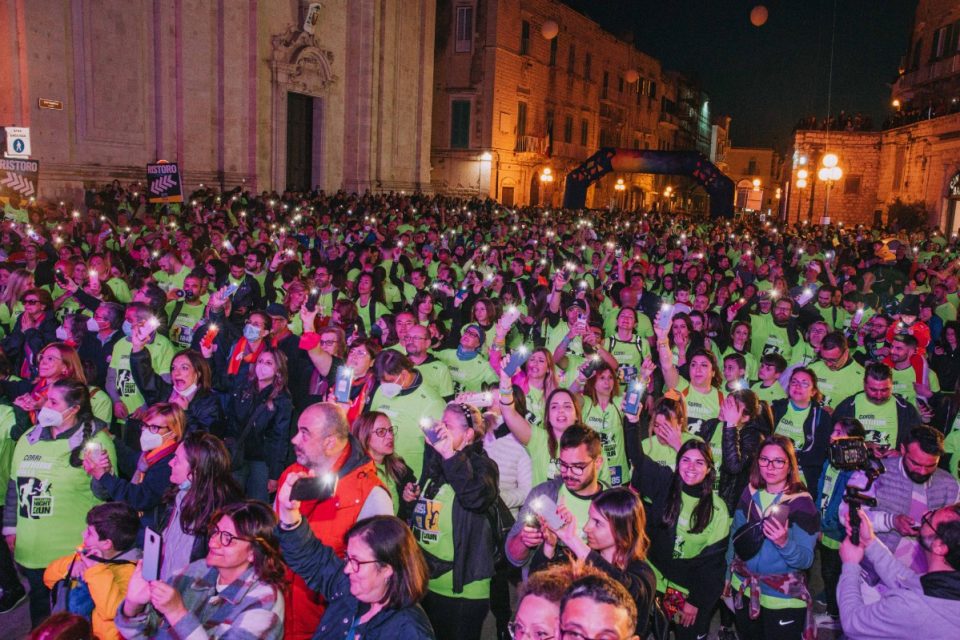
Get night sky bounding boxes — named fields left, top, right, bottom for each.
left=561, top=0, right=918, bottom=151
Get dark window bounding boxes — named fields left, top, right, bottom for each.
left=517, top=102, right=527, bottom=137
left=450, top=100, right=471, bottom=148
left=564, top=116, right=573, bottom=143
left=649, top=81, right=656, bottom=99
left=454, top=6, right=473, bottom=53
left=601, top=71, right=609, bottom=99
left=520, top=21, right=530, bottom=55
left=618, top=76, right=624, bottom=94
left=844, top=175, right=862, bottom=195
left=580, top=119, right=588, bottom=146
left=747, top=158, right=758, bottom=175
left=584, top=53, right=592, bottom=80
left=549, top=37, right=558, bottom=66
left=567, top=44, right=576, bottom=73
left=911, top=38, right=923, bottom=69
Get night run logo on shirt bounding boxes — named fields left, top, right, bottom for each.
left=857, top=413, right=892, bottom=447
left=412, top=498, right=442, bottom=543
left=17, top=477, right=54, bottom=518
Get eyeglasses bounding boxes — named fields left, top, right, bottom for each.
left=920, top=510, right=936, bottom=533
left=23, top=299, right=40, bottom=306
left=208, top=527, right=253, bottom=547
left=559, top=628, right=623, bottom=640
left=757, top=456, right=788, bottom=469
left=344, top=554, right=381, bottom=572
left=508, top=621, right=554, bottom=640
left=789, top=379, right=812, bottom=389
left=319, top=339, right=338, bottom=347
left=143, top=422, right=169, bottom=434
left=373, top=425, right=398, bottom=439
left=554, top=458, right=597, bottom=477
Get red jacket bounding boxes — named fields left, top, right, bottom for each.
left=276, top=438, right=385, bottom=640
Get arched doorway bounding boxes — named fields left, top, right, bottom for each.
left=529, top=172, right=541, bottom=206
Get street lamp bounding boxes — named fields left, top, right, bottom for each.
left=817, top=155, right=843, bottom=224
left=539, top=167, right=554, bottom=207
left=752, top=178, right=761, bottom=191
left=795, top=168, right=809, bottom=224
left=614, top=177, right=626, bottom=210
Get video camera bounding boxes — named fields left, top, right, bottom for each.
left=828, top=436, right=885, bottom=544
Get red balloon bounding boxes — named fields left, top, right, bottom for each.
left=750, top=5, right=768, bottom=27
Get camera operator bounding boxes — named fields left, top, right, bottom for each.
left=837, top=503, right=960, bottom=640
left=847, top=426, right=959, bottom=576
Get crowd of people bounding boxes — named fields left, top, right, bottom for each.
left=0, top=182, right=959, bottom=640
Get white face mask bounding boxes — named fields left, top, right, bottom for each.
left=55, top=326, right=69, bottom=341
left=139, top=430, right=165, bottom=452
left=379, top=382, right=402, bottom=398
left=177, top=382, right=198, bottom=398
left=37, top=406, right=64, bottom=428
left=86, top=317, right=101, bottom=332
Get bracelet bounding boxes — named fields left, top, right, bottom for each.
left=278, top=517, right=302, bottom=531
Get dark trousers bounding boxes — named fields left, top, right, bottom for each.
left=0, top=537, right=19, bottom=594
left=490, top=561, right=519, bottom=635
left=672, top=599, right=718, bottom=640
left=734, top=603, right=806, bottom=640
left=19, top=565, right=49, bottom=627
left=819, top=542, right=842, bottom=616
left=422, top=591, right=490, bottom=640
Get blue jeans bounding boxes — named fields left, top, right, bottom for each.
left=234, top=460, right=270, bottom=502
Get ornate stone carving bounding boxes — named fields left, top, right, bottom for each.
left=271, top=25, right=337, bottom=96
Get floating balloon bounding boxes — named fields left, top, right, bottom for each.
left=624, top=69, right=640, bottom=84
left=750, top=5, right=768, bottom=27
left=541, top=19, right=559, bottom=40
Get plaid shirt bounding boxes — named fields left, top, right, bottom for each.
left=115, top=560, right=284, bottom=640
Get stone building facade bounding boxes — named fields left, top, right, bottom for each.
left=787, top=0, right=960, bottom=228
left=0, top=0, right=434, bottom=199
left=430, top=0, right=715, bottom=210
left=725, top=146, right=783, bottom=215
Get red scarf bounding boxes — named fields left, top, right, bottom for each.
left=227, top=337, right=265, bottom=375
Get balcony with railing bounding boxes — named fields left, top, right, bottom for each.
left=894, top=53, right=960, bottom=93
left=658, top=111, right=680, bottom=130
left=514, top=135, right=549, bottom=156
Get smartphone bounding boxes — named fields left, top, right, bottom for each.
left=54, top=268, right=66, bottom=284
left=503, top=346, right=531, bottom=377
left=531, top=496, right=565, bottom=531
left=142, top=528, right=162, bottom=582
left=624, top=383, right=644, bottom=416
left=456, top=391, right=494, bottom=408
left=765, top=504, right=790, bottom=526
left=290, top=473, right=338, bottom=502
left=657, top=304, right=673, bottom=331
left=575, top=316, right=587, bottom=332
left=305, top=287, right=320, bottom=312
left=420, top=417, right=443, bottom=445
left=334, top=366, right=354, bottom=404
left=223, top=283, right=240, bottom=298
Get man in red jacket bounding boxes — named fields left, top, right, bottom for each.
left=275, top=402, right=392, bottom=640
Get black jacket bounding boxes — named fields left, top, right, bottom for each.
left=278, top=519, right=435, bottom=640
left=719, top=418, right=772, bottom=516
left=1, top=310, right=58, bottom=378
left=223, top=382, right=293, bottom=480
left=78, top=329, right=123, bottom=389
left=129, top=347, right=225, bottom=436
left=700, top=414, right=773, bottom=514
left=91, top=447, right=175, bottom=538
left=770, top=399, right=833, bottom=489
left=410, top=441, right=499, bottom=594
left=630, top=447, right=727, bottom=612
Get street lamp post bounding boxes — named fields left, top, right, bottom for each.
left=539, top=167, right=554, bottom=207
left=795, top=168, right=809, bottom=224
left=614, top=177, right=626, bottom=210
left=817, top=153, right=843, bottom=224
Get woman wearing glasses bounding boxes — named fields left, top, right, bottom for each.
left=278, top=473, right=434, bottom=639
left=84, top=402, right=185, bottom=536
left=404, top=402, right=499, bottom=640
left=726, top=435, right=820, bottom=640
left=327, top=338, right=381, bottom=423
left=1, top=288, right=57, bottom=380
left=117, top=501, right=285, bottom=640
left=352, top=411, right=414, bottom=515
left=770, top=367, right=832, bottom=489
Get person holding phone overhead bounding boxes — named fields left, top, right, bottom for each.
left=115, top=501, right=286, bottom=640
left=404, top=402, right=499, bottom=640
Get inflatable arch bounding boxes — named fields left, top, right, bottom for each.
left=561, top=147, right=735, bottom=218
